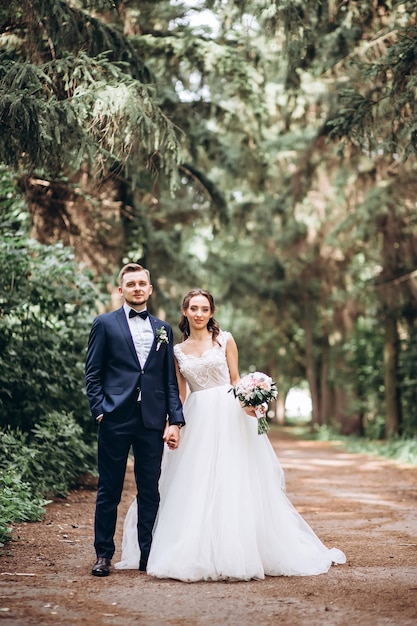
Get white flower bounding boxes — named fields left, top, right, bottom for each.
left=156, top=326, right=169, bottom=351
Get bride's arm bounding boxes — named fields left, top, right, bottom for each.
left=226, top=335, right=257, bottom=417
left=225, top=334, right=240, bottom=386
left=175, top=357, right=187, bottom=404
left=163, top=358, right=187, bottom=449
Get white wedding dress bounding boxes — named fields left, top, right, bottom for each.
left=115, top=331, right=346, bottom=581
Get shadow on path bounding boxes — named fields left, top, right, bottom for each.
left=1, top=427, right=416, bottom=625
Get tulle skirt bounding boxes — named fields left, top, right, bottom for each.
left=115, top=384, right=346, bottom=581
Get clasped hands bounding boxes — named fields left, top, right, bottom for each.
left=163, top=423, right=180, bottom=450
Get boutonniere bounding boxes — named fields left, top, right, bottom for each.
left=156, top=326, right=169, bottom=351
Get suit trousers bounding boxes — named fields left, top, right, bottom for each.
left=94, top=404, right=164, bottom=562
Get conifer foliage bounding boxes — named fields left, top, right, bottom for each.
left=0, top=1, right=180, bottom=180
left=1, top=0, right=417, bottom=443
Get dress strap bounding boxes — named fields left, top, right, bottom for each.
left=218, top=330, right=231, bottom=350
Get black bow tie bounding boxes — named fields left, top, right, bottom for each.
left=129, top=309, right=148, bottom=320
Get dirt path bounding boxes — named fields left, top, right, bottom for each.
left=1, top=428, right=416, bottom=626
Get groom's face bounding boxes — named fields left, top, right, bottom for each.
left=119, top=270, right=153, bottom=309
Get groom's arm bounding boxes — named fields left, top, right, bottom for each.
left=85, top=316, right=106, bottom=421
left=164, top=325, right=185, bottom=428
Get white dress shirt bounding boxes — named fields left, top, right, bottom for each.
left=123, top=304, right=154, bottom=368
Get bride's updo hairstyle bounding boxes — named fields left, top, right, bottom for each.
left=179, top=289, right=221, bottom=343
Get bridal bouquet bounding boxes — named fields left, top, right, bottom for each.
left=230, top=372, right=278, bottom=435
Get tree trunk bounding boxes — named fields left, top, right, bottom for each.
left=304, top=308, right=320, bottom=427
left=319, top=337, right=331, bottom=426
left=384, top=314, right=402, bottom=437
left=275, top=392, right=286, bottom=425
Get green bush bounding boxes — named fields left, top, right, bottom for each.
left=0, top=427, right=36, bottom=475
left=0, top=412, right=97, bottom=545
left=0, top=166, right=101, bottom=546
left=0, top=166, right=103, bottom=434
left=26, top=411, right=97, bottom=497
left=0, top=412, right=96, bottom=497
left=344, top=436, right=417, bottom=466
left=0, top=471, right=49, bottom=545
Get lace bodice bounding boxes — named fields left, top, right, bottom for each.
left=174, top=330, right=232, bottom=392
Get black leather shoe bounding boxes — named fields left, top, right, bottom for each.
left=139, top=558, right=147, bottom=572
left=92, top=557, right=111, bottom=577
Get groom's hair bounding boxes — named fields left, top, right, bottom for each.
left=118, top=263, right=151, bottom=286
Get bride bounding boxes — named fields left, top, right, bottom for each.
left=116, top=289, right=346, bottom=581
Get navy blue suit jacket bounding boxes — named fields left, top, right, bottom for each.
left=85, top=307, right=184, bottom=430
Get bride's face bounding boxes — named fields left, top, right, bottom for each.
left=184, top=294, right=212, bottom=331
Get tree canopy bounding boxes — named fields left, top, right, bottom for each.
left=1, top=0, right=417, bottom=439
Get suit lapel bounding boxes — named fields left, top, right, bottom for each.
left=143, top=315, right=158, bottom=367
left=115, top=307, right=140, bottom=365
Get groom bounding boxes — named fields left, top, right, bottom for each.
left=85, top=263, right=185, bottom=577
